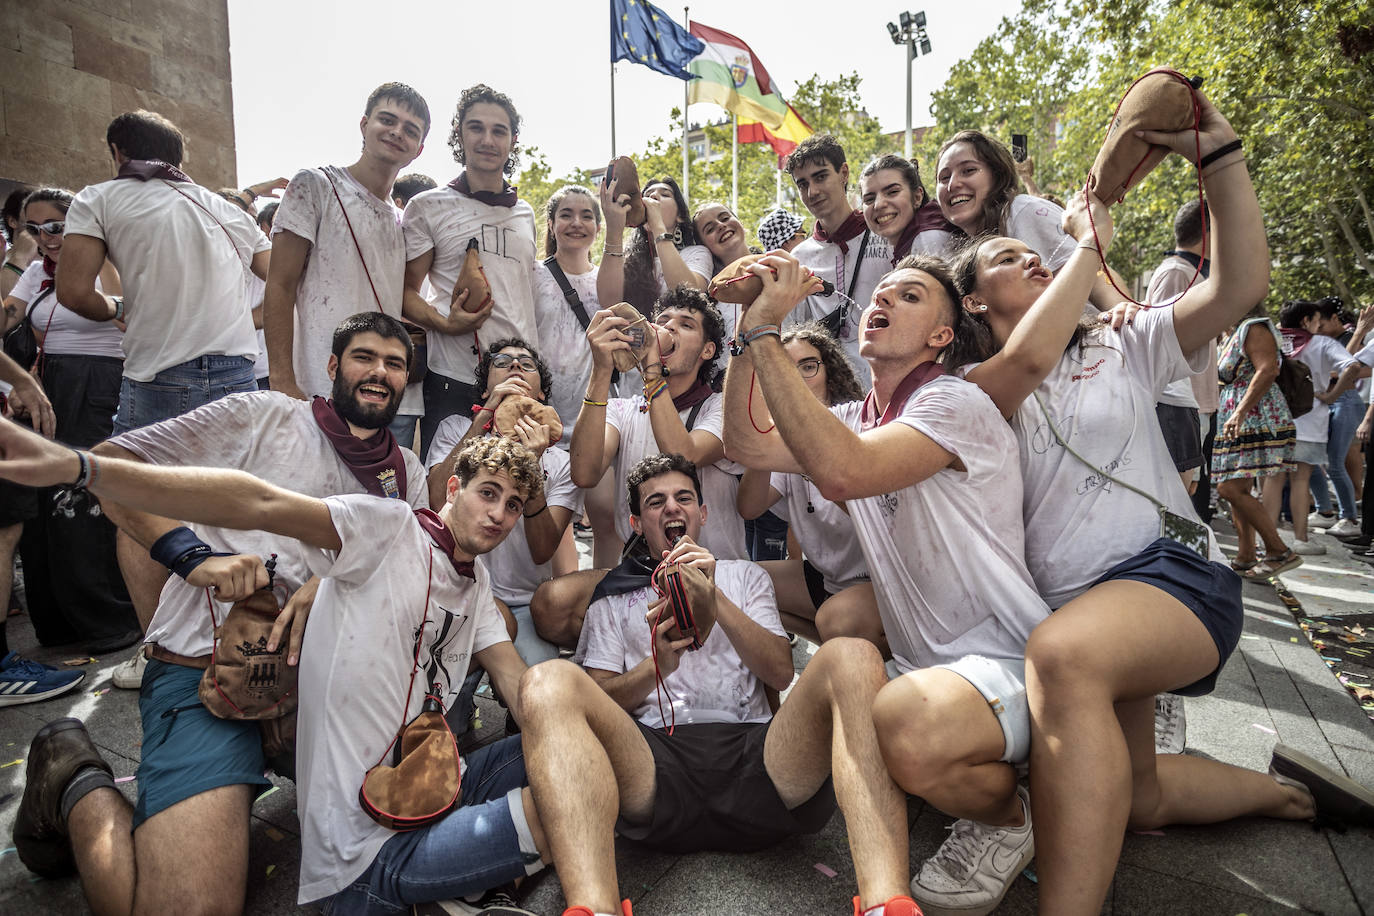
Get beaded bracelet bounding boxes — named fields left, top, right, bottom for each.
left=740, top=324, right=781, bottom=347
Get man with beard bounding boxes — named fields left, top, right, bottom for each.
left=7, top=313, right=427, bottom=914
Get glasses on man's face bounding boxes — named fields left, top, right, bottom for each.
left=491, top=353, right=538, bottom=372
left=24, top=220, right=65, bottom=237
left=795, top=358, right=822, bottom=378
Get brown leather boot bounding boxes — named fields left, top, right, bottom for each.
left=13, top=718, right=112, bottom=878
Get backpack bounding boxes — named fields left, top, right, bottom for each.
left=1276, top=357, right=1314, bottom=419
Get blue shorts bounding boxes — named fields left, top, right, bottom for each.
left=321, top=735, right=540, bottom=915
left=134, top=659, right=271, bottom=828
left=1090, top=537, right=1244, bottom=697
left=114, top=354, right=257, bottom=435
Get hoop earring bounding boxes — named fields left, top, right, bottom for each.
left=672, top=226, right=683, bottom=248
left=978, top=305, right=988, bottom=312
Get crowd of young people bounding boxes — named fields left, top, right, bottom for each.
left=1, top=76, right=1372, bottom=916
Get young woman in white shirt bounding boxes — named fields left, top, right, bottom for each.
left=597, top=175, right=710, bottom=315
left=951, top=96, right=1353, bottom=914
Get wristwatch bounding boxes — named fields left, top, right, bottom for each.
left=655, top=233, right=674, bottom=244
left=110, top=296, right=125, bottom=322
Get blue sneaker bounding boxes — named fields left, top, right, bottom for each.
left=0, top=653, right=85, bottom=707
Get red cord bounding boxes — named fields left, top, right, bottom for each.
left=647, top=556, right=677, bottom=735
left=746, top=369, right=775, bottom=435
left=1083, top=69, right=1207, bottom=310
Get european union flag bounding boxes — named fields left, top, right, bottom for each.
left=610, top=0, right=704, bottom=81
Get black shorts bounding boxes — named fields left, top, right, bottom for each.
left=1155, top=403, right=1202, bottom=472
left=617, top=720, right=837, bottom=853
left=802, top=558, right=831, bottom=612
left=0, top=477, right=39, bottom=528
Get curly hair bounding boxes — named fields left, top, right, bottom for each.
left=623, top=176, right=697, bottom=312
left=652, top=285, right=726, bottom=389
left=937, top=130, right=1022, bottom=239
left=447, top=84, right=521, bottom=176
left=473, top=337, right=553, bottom=402
left=544, top=185, right=601, bottom=258
left=785, top=134, right=847, bottom=178
left=780, top=322, right=865, bottom=405
left=626, top=452, right=702, bottom=515
left=454, top=435, right=544, bottom=505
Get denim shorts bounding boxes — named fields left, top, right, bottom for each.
left=134, top=659, right=271, bottom=828
left=113, top=354, right=257, bottom=435
left=930, top=655, right=1030, bottom=763
left=321, top=735, right=540, bottom=915
left=1090, top=537, right=1244, bottom=697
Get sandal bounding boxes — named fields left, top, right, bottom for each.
left=1232, top=559, right=1275, bottom=581
left=1262, top=548, right=1303, bottom=575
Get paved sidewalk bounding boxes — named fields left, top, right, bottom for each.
left=2, top=518, right=1372, bottom=914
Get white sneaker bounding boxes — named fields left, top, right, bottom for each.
left=1327, top=518, right=1362, bottom=538
left=1292, top=538, right=1326, bottom=556
left=111, top=646, right=147, bottom=690
left=1307, top=511, right=1337, bottom=529
left=1154, top=694, right=1186, bottom=754
left=910, top=786, right=1034, bottom=916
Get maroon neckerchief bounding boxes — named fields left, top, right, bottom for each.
left=1281, top=328, right=1312, bottom=358
left=310, top=397, right=407, bottom=499
left=671, top=378, right=714, bottom=413
left=860, top=361, right=946, bottom=431
left=39, top=256, right=55, bottom=292
left=447, top=172, right=519, bottom=209
left=414, top=508, right=476, bottom=579
left=813, top=209, right=867, bottom=256
left=890, top=201, right=958, bottom=265
left=115, top=159, right=193, bottom=183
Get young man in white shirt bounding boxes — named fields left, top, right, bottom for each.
left=721, top=252, right=1049, bottom=916
left=786, top=134, right=896, bottom=389
left=264, top=82, right=430, bottom=404
left=0, top=420, right=553, bottom=915
left=520, top=453, right=922, bottom=916
left=9, top=314, right=428, bottom=915
left=57, top=110, right=271, bottom=435
left=401, top=83, right=538, bottom=457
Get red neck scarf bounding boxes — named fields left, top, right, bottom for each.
left=39, top=256, right=55, bottom=292
left=860, top=361, right=946, bottom=431
left=671, top=378, right=714, bottom=413
left=115, top=159, right=193, bottom=183
left=310, top=397, right=407, bottom=499
left=813, top=209, right=867, bottom=255
left=448, top=172, right=519, bottom=208
left=891, top=201, right=958, bottom=265
left=414, top=508, right=476, bottom=579
left=1281, top=327, right=1313, bottom=358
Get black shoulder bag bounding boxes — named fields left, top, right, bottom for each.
left=546, top=256, right=618, bottom=384
left=819, top=230, right=870, bottom=339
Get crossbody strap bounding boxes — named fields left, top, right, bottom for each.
left=1031, top=390, right=1165, bottom=511
left=373, top=548, right=434, bottom=768
left=545, top=256, right=619, bottom=385
left=324, top=171, right=385, bottom=312
left=163, top=182, right=251, bottom=273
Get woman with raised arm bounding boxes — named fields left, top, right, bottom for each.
left=859, top=154, right=956, bottom=264
left=597, top=175, right=710, bottom=316
left=953, top=93, right=1367, bottom=914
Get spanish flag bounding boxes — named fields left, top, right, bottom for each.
left=686, top=22, right=788, bottom=129
left=739, top=103, right=814, bottom=168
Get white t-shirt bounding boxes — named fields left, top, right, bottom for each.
left=426, top=415, right=584, bottom=605
left=110, top=392, right=426, bottom=658
left=1287, top=334, right=1358, bottom=444
left=402, top=187, right=537, bottom=388
left=64, top=178, right=268, bottom=381
left=273, top=166, right=406, bottom=398
left=605, top=391, right=747, bottom=560
left=791, top=224, right=894, bottom=389
left=243, top=273, right=268, bottom=380
left=1010, top=308, right=1220, bottom=609
left=295, top=495, right=510, bottom=904
left=9, top=262, right=122, bottom=358
left=1004, top=194, right=1076, bottom=272
left=768, top=470, right=869, bottom=594
left=1145, top=254, right=1211, bottom=410
left=833, top=378, right=1048, bottom=672
left=574, top=559, right=782, bottom=728
left=1353, top=338, right=1374, bottom=405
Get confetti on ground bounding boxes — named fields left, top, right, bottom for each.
left=1252, top=723, right=1277, bottom=735
left=0, top=848, right=13, bottom=858
left=63, top=657, right=97, bottom=666
left=1291, top=637, right=1299, bottom=643
left=266, top=827, right=286, bottom=842
left=259, top=786, right=279, bottom=800
left=1, top=759, right=22, bottom=769
left=115, top=776, right=136, bottom=784
left=265, top=864, right=277, bottom=878
left=813, top=863, right=837, bottom=878
left=1022, top=865, right=1038, bottom=883
left=91, top=688, right=109, bottom=697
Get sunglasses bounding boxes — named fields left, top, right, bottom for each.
left=490, top=353, right=538, bottom=372
left=795, top=358, right=822, bottom=378
left=24, top=220, right=65, bottom=236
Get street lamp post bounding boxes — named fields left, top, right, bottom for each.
left=887, top=11, right=932, bottom=159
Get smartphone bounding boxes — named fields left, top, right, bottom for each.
left=1011, top=134, right=1028, bottom=163
left=604, top=160, right=615, bottom=187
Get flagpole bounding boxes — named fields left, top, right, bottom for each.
left=731, top=113, right=738, bottom=212
left=682, top=6, right=690, bottom=200
left=775, top=166, right=782, bottom=208
left=610, top=61, right=617, bottom=157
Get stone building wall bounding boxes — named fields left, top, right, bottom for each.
left=0, top=0, right=236, bottom=196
